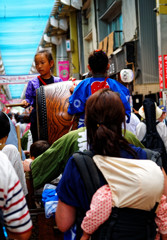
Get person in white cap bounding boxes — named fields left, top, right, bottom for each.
left=159, top=105, right=167, bottom=126
left=136, top=102, right=167, bottom=151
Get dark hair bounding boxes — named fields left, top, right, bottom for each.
left=88, top=50, right=109, bottom=74
left=35, top=50, right=54, bottom=72
left=0, top=112, right=10, bottom=139
left=85, top=89, right=138, bottom=158
left=14, top=113, right=20, bottom=123
left=30, top=140, right=50, bottom=159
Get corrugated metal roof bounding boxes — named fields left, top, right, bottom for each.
left=0, top=0, right=55, bottom=99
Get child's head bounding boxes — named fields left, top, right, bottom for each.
left=30, top=140, right=50, bottom=159
left=88, top=50, right=109, bottom=75
left=0, top=112, right=10, bottom=141
left=35, top=50, right=54, bottom=77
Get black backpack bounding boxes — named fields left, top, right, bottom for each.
left=73, top=150, right=159, bottom=240
left=0, top=209, right=8, bottom=239
left=141, top=98, right=167, bottom=174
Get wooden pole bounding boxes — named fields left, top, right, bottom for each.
left=15, top=125, right=22, bottom=158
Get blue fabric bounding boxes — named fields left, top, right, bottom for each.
left=78, top=113, right=85, bottom=128
left=57, top=145, right=147, bottom=211
left=68, top=77, right=131, bottom=123
left=42, top=189, right=58, bottom=205
left=64, top=225, right=76, bottom=240
left=42, top=184, right=77, bottom=239
left=42, top=187, right=59, bottom=219
left=159, top=105, right=166, bottom=112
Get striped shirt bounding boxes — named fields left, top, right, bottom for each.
left=0, top=152, right=32, bottom=234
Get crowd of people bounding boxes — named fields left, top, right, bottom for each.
left=1, top=49, right=167, bottom=239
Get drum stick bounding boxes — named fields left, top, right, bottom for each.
left=5, top=103, right=25, bottom=107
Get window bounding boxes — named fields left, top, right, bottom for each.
left=108, top=14, right=123, bottom=49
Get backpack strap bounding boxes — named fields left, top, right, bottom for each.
left=73, top=150, right=101, bottom=202
left=73, top=151, right=101, bottom=239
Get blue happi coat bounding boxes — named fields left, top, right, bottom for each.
left=68, top=77, right=131, bottom=127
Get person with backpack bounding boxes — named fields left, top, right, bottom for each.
left=80, top=182, right=167, bottom=240
left=55, top=89, right=166, bottom=240
left=136, top=98, right=167, bottom=173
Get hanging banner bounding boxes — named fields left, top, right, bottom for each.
left=0, top=74, right=38, bottom=84
left=58, top=61, right=70, bottom=81
left=0, top=94, right=7, bottom=104
left=158, top=55, right=163, bottom=89
left=164, top=54, right=167, bottom=89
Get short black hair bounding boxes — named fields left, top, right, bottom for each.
left=0, top=112, right=10, bottom=139
left=30, top=140, right=50, bottom=159
left=88, top=50, right=109, bottom=74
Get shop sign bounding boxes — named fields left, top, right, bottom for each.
left=0, top=94, right=6, bottom=104
left=158, top=55, right=163, bottom=89
left=164, top=55, right=167, bottom=89
left=58, top=61, right=70, bottom=81
left=0, top=74, right=38, bottom=84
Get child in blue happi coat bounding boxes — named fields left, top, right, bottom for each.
left=68, top=49, right=131, bottom=128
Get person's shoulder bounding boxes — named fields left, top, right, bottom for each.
left=67, top=126, right=86, bottom=136
left=108, top=78, right=123, bottom=87
left=136, top=121, right=145, bottom=127
left=71, top=79, right=90, bottom=94
left=156, top=121, right=167, bottom=132
left=55, top=127, right=86, bottom=145
left=0, top=151, right=13, bottom=171
left=29, top=76, right=38, bottom=83
left=130, top=113, right=140, bottom=124
left=108, top=78, right=129, bottom=93
left=53, top=76, right=63, bottom=82
left=130, top=144, right=147, bottom=159
left=124, top=129, right=145, bottom=148
left=27, top=76, right=39, bottom=88
left=78, top=78, right=91, bottom=86
left=157, top=121, right=166, bottom=127
left=136, top=121, right=146, bottom=133
left=2, top=144, right=18, bottom=152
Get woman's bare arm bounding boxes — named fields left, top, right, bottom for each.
left=55, top=200, right=76, bottom=232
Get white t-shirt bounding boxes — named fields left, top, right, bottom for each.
left=125, top=113, right=140, bottom=135
left=0, top=151, right=32, bottom=234
left=2, top=144, right=28, bottom=195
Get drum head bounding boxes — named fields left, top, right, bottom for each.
left=36, top=80, right=81, bottom=145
